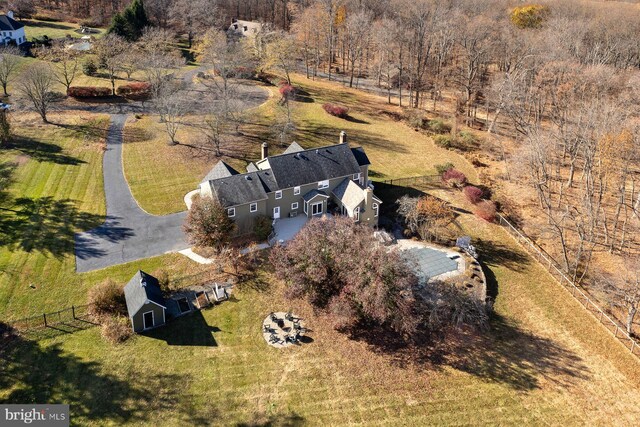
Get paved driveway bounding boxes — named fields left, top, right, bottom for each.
left=74, top=114, right=189, bottom=272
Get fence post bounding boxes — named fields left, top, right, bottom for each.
left=614, top=326, right=618, bottom=337
left=43, top=313, right=47, bottom=327
left=72, top=305, right=76, bottom=320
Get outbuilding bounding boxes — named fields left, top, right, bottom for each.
left=124, top=270, right=166, bottom=333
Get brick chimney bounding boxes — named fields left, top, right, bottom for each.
left=339, top=130, right=347, bottom=144
left=261, top=142, right=268, bottom=160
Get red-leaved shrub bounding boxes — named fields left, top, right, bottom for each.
left=116, top=82, right=152, bottom=97
left=322, top=103, right=349, bottom=118
left=463, top=185, right=484, bottom=204
left=475, top=200, right=497, bottom=222
left=442, top=168, right=467, bottom=188
left=279, top=84, right=296, bottom=101
left=67, top=86, right=112, bottom=98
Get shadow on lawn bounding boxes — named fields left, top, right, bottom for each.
left=236, top=412, right=305, bottom=427
left=7, top=136, right=86, bottom=165
left=0, top=330, right=214, bottom=424
left=143, top=310, right=219, bottom=347
left=0, top=196, right=114, bottom=258
left=23, top=20, right=76, bottom=31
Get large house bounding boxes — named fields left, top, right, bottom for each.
left=0, top=11, right=26, bottom=46
left=189, top=132, right=382, bottom=233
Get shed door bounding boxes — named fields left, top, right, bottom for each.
left=143, top=311, right=154, bottom=330
left=273, top=206, right=280, bottom=219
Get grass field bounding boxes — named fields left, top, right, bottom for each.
left=2, top=198, right=640, bottom=425
left=23, top=19, right=105, bottom=41
left=0, top=112, right=110, bottom=320
left=121, top=73, right=476, bottom=215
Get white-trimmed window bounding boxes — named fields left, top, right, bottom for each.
left=373, top=203, right=379, bottom=217
left=353, top=173, right=361, bottom=182
left=318, top=180, right=329, bottom=189
left=354, top=207, right=360, bottom=222
left=227, top=207, right=235, bottom=217
left=275, top=190, right=282, bottom=199
left=291, top=202, right=299, bottom=210
left=250, top=203, right=257, bottom=212
left=294, top=186, right=300, bottom=195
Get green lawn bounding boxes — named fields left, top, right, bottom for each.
left=121, top=74, right=475, bottom=215
left=23, top=19, right=105, bottom=41
left=2, top=202, right=640, bottom=425
left=0, top=113, right=110, bottom=320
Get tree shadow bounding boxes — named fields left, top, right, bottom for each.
left=0, top=197, right=107, bottom=258
left=6, top=137, right=85, bottom=165
left=235, top=412, right=305, bottom=427
left=74, top=216, right=135, bottom=260
left=53, top=121, right=107, bottom=140
left=474, top=238, right=530, bottom=272
left=143, top=310, right=218, bottom=347
left=344, top=115, right=369, bottom=124
left=0, top=329, right=206, bottom=424
left=22, top=20, right=76, bottom=31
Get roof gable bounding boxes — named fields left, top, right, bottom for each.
left=283, top=141, right=304, bottom=154
left=202, top=161, right=240, bottom=183
left=124, top=270, right=166, bottom=316
left=350, top=147, right=371, bottom=166
left=0, top=15, right=24, bottom=31
left=332, top=178, right=366, bottom=211
left=209, top=171, right=270, bottom=207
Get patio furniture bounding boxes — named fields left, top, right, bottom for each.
left=263, top=324, right=272, bottom=333
left=270, top=312, right=278, bottom=322
left=285, top=311, right=294, bottom=321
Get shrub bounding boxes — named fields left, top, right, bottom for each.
left=510, top=4, right=550, bottom=29
left=88, top=279, right=127, bottom=319
left=458, top=130, right=479, bottom=147
left=322, top=103, right=349, bottom=118
left=67, top=86, right=112, bottom=98
left=253, top=215, right=272, bottom=241
left=397, top=195, right=456, bottom=243
left=0, top=110, right=10, bottom=146
left=100, top=315, right=132, bottom=344
left=407, top=110, right=426, bottom=128
left=183, top=195, right=236, bottom=250
left=279, top=84, right=296, bottom=101
left=435, top=162, right=454, bottom=175
left=434, top=135, right=452, bottom=148
left=442, top=168, right=467, bottom=188
left=152, top=269, right=171, bottom=292
left=475, top=200, right=497, bottom=222
left=116, top=82, right=151, bottom=97
left=82, top=59, right=97, bottom=76
left=463, top=185, right=484, bottom=204
left=427, top=119, right=451, bottom=134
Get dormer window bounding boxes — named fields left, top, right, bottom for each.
left=318, top=180, right=329, bottom=189
left=353, top=173, right=361, bottom=182
left=275, top=190, right=282, bottom=199
left=294, top=186, right=300, bottom=195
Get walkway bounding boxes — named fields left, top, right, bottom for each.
left=74, top=114, right=189, bottom=272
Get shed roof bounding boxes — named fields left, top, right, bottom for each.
left=124, top=270, right=166, bottom=317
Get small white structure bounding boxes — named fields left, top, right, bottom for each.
left=227, top=18, right=262, bottom=39
left=0, top=11, right=26, bottom=46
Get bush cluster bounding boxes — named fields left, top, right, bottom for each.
left=82, top=59, right=97, bottom=76
left=116, top=82, right=151, bottom=97
left=67, top=86, right=112, bottom=98
left=427, top=119, right=451, bottom=134
left=100, top=315, right=133, bottom=344
left=434, top=135, right=452, bottom=148
left=88, top=279, right=127, bottom=319
left=279, top=83, right=296, bottom=101
left=322, top=103, right=349, bottom=118
left=442, top=168, right=467, bottom=188
left=463, top=185, right=484, bottom=204
left=435, top=163, right=454, bottom=175
left=475, top=200, right=497, bottom=222
left=253, top=215, right=273, bottom=241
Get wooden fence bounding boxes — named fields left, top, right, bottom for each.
left=378, top=174, right=440, bottom=187
left=497, top=213, right=640, bottom=358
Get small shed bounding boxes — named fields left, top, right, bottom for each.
left=124, top=270, right=167, bottom=333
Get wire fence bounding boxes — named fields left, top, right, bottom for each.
left=378, top=174, right=441, bottom=188
left=497, top=213, right=640, bottom=358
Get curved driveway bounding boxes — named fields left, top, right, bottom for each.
left=74, top=114, right=188, bottom=273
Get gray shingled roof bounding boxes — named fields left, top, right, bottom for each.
left=268, top=143, right=361, bottom=189
left=124, top=270, right=166, bottom=317
left=246, top=162, right=258, bottom=172
left=332, top=178, right=366, bottom=210
left=302, top=189, right=329, bottom=202
left=0, top=15, right=24, bottom=31
left=351, top=147, right=371, bottom=166
left=202, top=161, right=239, bottom=183
left=209, top=172, right=269, bottom=207
left=283, top=141, right=304, bottom=154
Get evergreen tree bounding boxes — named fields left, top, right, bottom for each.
left=108, top=13, right=131, bottom=40
left=107, top=0, right=149, bottom=41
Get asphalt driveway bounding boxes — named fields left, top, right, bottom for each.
left=74, top=114, right=189, bottom=272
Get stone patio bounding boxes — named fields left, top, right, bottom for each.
left=262, top=312, right=305, bottom=348
left=269, top=216, right=309, bottom=245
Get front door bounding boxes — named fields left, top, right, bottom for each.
left=312, top=202, right=323, bottom=216
left=273, top=206, right=280, bottom=219
left=143, top=311, right=154, bottom=330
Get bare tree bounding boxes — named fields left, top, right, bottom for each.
left=262, top=30, right=297, bottom=84
left=93, top=33, right=128, bottom=95
left=155, top=84, right=188, bottom=145
left=596, top=261, right=640, bottom=335
left=0, top=47, right=21, bottom=96
left=36, top=42, right=80, bottom=92
left=18, top=64, right=55, bottom=123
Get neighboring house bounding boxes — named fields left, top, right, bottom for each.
left=227, top=18, right=262, bottom=39
left=191, top=131, right=382, bottom=233
left=124, top=270, right=167, bottom=333
left=0, top=11, right=26, bottom=46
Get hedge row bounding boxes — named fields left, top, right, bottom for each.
left=116, top=82, right=151, bottom=96
left=322, top=103, right=349, bottom=118
left=67, top=86, right=112, bottom=98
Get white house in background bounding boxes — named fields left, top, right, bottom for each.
left=0, top=11, right=26, bottom=46
left=227, top=18, right=262, bottom=39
